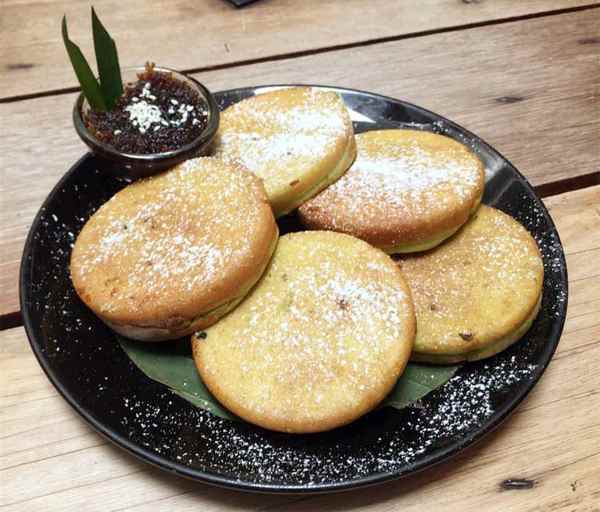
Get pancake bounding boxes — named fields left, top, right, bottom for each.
left=192, top=231, right=415, bottom=433
left=212, top=87, right=357, bottom=217
left=397, top=205, right=544, bottom=363
left=70, top=157, right=278, bottom=342
left=298, top=129, right=485, bottom=253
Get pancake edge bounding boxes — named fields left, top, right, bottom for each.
left=410, top=291, right=543, bottom=364
left=275, top=133, right=357, bottom=217
left=382, top=195, right=483, bottom=254
left=103, top=229, right=279, bottom=342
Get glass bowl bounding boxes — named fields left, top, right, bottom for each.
left=73, top=66, right=220, bottom=180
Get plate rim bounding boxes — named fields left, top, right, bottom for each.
left=19, top=84, right=569, bottom=493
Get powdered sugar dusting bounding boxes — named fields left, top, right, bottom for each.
left=409, top=356, right=538, bottom=438
left=114, top=352, right=538, bottom=486
left=71, top=158, right=271, bottom=318
left=220, top=132, right=336, bottom=174
left=301, top=130, right=483, bottom=235
left=199, top=232, right=413, bottom=428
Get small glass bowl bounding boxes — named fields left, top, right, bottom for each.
left=73, top=66, right=220, bottom=180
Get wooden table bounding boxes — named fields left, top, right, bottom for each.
left=1, top=1, right=599, bottom=510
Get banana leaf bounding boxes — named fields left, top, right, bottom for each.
left=118, top=336, right=459, bottom=422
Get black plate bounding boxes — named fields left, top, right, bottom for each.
left=20, top=85, right=568, bottom=493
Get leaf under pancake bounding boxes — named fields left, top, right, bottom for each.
left=118, top=336, right=235, bottom=421
left=118, top=336, right=459, bottom=423
left=382, top=363, right=459, bottom=410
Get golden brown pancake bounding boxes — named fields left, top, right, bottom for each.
left=397, top=206, right=544, bottom=363
left=299, top=129, right=485, bottom=253
left=70, top=157, right=278, bottom=341
left=192, top=231, right=415, bottom=433
left=212, top=87, right=357, bottom=217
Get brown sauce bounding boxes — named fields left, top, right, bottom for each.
left=84, top=67, right=208, bottom=154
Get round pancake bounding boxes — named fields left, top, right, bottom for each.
left=70, top=157, right=278, bottom=342
left=397, top=205, right=544, bottom=363
left=212, top=87, right=357, bottom=217
left=298, top=129, right=485, bottom=253
left=192, top=231, right=415, bottom=433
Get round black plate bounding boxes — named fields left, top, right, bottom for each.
left=20, top=85, right=568, bottom=493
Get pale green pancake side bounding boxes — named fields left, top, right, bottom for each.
left=410, top=293, right=542, bottom=364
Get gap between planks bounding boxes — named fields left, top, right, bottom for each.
left=1, top=2, right=599, bottom=104
left=0, top=179, right=598, bottom=331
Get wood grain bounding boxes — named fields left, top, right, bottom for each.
left=1, top=10, right=599, bottom=318
left=1, top=186, right=599, bottom=512
left=0, top=0, right=596, bottom=99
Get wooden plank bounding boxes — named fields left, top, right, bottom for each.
left=200, top=11, right=600, bottom=189
left=1, top=0, right=596, bottom=99
left=1, top=11, right=599, bottom=318
left=0, top=186, right=599, bottom=511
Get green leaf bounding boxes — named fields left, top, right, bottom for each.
left=117, top=336, right=236, bottom=421
left=118, top=336, right=459, bottom=422
left=62, top=15, right=106, bottom=111
left=91, top=7, right=123, bottom=110
left=382, top=363, right=459, bottom=409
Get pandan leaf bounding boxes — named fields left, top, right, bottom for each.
left=118, top=335, right=459, bottom=423
left=62, top=15, right=106, bottom=111
left=91, top=7, right=123, bottom=110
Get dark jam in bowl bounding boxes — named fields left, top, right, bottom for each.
left=84, top=67, right=209, bottom=155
